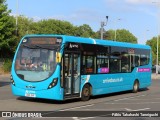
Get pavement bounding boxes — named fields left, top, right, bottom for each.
left=151, top=73, right=160, bottom=80
left=0, top=73, right=10, bottom=77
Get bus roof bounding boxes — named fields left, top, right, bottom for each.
left=63, top=35, right=151, bottom=50
left=23, top=34, right=151, bottom=50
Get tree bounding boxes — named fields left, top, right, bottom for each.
left=0, top=0, right=16, bottom=58
left=146, top=36, right=160, bottom=65
left=105, top=29, right=137, bottom=43
left=35, top=19, right=75, bottom=35
left=95, top=29, right=137, bottom=44
left=15, top=15, right=34, bottom=41
left=75, top=24, right=95, bottom=38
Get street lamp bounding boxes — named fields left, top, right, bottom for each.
left=100, top=16, right=109, bottom=40
left=16, top=0, right=19, bottom=36
left=144, top=29, right=149, bottom=42
left=152, top=1, right=160, bottom=74
left=114, top=18, right=121, bottom=41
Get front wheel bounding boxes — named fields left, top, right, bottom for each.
left=133, top=80, right=139, bottom=93
left=81, top=84, right=91, bottom=101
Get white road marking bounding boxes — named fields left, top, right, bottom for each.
left=72, top=117, right=80, bottom=120
left=60, top=104, right=94, bottom=111
left=124, top=98, right=160, bottom=100
left=105, top=102, right=160, bottom=104
left=113, top=94, right=146, bottom=102
left=79, top=117, right=96, bottom=120
left=83, top=108, right=126, bottom=111
left=125, top=108, right=150, bottom=111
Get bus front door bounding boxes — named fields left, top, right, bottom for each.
left=64, top=52, right=81, bottom=99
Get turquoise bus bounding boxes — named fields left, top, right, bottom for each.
left=11, top=35, right=152, bottom=101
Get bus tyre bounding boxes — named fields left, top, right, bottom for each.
left=81, top=84, right=91, bottom=101
left=133, top=80, right=139, bottom=93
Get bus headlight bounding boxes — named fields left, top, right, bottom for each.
left=48, top=78, right=58, bottom=89
left=10, top=75, right=15, bottom=86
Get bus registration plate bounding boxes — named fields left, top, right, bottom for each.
left=25, top=90, right=36, bottom=97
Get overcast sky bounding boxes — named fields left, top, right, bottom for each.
left=6, top=0, right=160, bottom=44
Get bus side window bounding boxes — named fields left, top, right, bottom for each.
left=121, top=54, right=130, bottom=72
left=140, top=54, right=149, bottom=66
left=135, top=55, right=140, bottom=67
left=81, top=55, right=95, bottom=74
left=97, top=54, right=109, bottom=74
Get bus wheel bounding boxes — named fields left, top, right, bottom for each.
left=133, top=80, right=139, bottom=93
left=81, top=84, right=91, bottom=101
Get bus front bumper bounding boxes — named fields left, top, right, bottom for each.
left=11, top=85, right=63, bottom=101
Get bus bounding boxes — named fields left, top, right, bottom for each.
left=11, top=35, right=152, bottom=101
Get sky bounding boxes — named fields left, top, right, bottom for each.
left=6, top=0, right=160, bottom=45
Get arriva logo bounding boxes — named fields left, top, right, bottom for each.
left=69, top=43, right=79, bottom=48
left=103, top=77, right=123, bottom=83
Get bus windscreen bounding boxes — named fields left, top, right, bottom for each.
left=14, top=37, right=62, bottom=82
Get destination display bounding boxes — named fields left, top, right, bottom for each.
left=22, top=37, right=62, bottom=45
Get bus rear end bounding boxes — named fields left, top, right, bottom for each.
left=11, top=35, right=64, bottom=100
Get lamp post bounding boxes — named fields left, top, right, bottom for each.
left=16, top=0, right=19, bottom=36
left=114, top=18, right=121, bottom=41
left=152, top=1, right=160, bottom=74
left=100, top=16, right=109, bottom=40
left=144, top=29, right=149, bottom=42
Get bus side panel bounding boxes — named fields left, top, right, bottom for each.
left=81, top=73, right=135, bottom=96
left=135, top=66, right=152, bottom=89
left=80, top=66, right=151, bottom=96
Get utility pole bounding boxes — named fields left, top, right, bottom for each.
left=100, top=16, right=108, bottom=40
left=144, top=29, right=149, bottom=42
left=152, top=1, right=160, bottom=74
left=114, top=18, right=121, bottom=41
left=16, top=0, right=18, bottom=36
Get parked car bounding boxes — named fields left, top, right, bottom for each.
left=152, top=65, right=156, bottom=73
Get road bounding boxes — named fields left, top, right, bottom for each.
left=0, top=74, right=160, bottom=120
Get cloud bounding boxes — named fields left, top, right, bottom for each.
left=105, top=0, right=154, bottom=5
left=9, top=13, right=17, bottom=17
left=32, top=16, right=42, bottom=22
left=125, top=0, right=154, bottom=5
left=103, top=0, right=156, bottom=17
left=44, top=9, right=102, bottom=25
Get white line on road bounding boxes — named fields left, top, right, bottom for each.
left=78, top=117, right=96, bottom=120
left=125, top=108, right=150, bottom=111
left=60, top=104, right=95, bottom=111
left=72, top=117, right=80, bottom=120
left=123, top=97, right=160, bottom=100
left=105, top=102, right=160, bottom=104
left=83, top=108, right=126, bottom=111
left=113, top=94, right=146, bottom=102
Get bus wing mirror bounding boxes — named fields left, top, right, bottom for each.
left=56, top=52, right=62, bottom=63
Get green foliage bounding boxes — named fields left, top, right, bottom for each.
left=74, top=24, right=95, bottom=38
left=106, top=29, right=137, bottom=43
left=2, top=59, right=12, bottom=72
left=94, top=29, right=137, bottom=44
left=0, top=0, right=17, bottom=58
left=15, top=17, right=96, bottom=39
left=146, top=36, right=160, bottom=65
left=17, top=16, right=33, bottom=34
left=36, top=19, right=76, bottom=35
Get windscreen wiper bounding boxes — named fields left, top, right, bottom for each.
left=22, top=45, right=37, bottom=49
left=35, top=45, right=58, bottom=50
